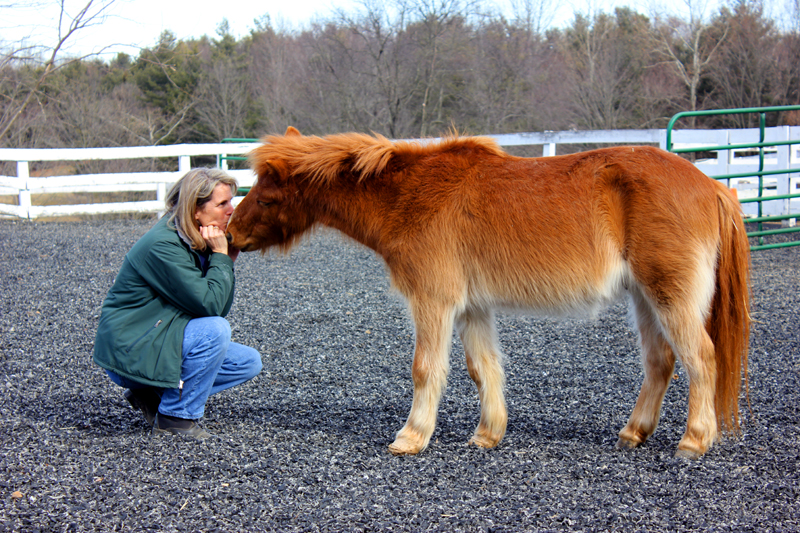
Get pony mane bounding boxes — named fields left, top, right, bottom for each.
left=253, top=131, right=507, bottom=185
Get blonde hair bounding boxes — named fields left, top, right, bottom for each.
left=165, top=168, right=238, bottom=250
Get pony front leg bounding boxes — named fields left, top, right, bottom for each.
left=458, top=309, right=507, bottom=449
left=389, top=301, right=456, bottom=455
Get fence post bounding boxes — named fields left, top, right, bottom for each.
left=179, top=155, right=190, bottom=173
left=542, top=143, right=556, bottom=156
left=776, top=126, right=794, bottom=227
left=17, top=161, right=31, bottom=220
left=156, top=182, right=166, bottom=219
left=719, top=129, right=731, bottom=188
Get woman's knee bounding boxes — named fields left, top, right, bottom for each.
left=186, top=317, right=231, bottom=345
left=249, top=351, right=263, bottom=377
left=203, top=317, right=232, bottom=342
left=238, top=345, right=263, bottom=379
left=183, top=317, right=232, bottom=364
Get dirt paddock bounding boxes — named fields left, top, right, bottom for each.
left=1, top=219, right=798, bottom=532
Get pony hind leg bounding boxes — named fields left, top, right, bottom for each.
left=617, top=290, right=677, bottom=450
left=620, top=281, right=719, bottom=458
left=457, top=309, right=507, bottom=449
left=667, top=315, right=718, bottom=459
left=389, top=299, right=456, bottom=455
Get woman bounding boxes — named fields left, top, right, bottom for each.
left=93, top=168, right=262, bottom=439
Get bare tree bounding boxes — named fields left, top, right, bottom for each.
left=562, top=9, right=652, bottom=130
left=650, top=0, right=727, bottom=127
left=248, top=19, right=308, bottom=135
left=0, top=0, right=118, bottom=144
left=302, top=1, right=424, bottom=137
left=194, top=57, right=250, bottom=141
left=707, top=1, right=781, bottom=127
left=401, top=0, right=472, bottom=137
left=462, top=18, right=557, bottom=133
left=509, top=0, right=557, bottom=36
left=774, top=0, right=800, bottom=124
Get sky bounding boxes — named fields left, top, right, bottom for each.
left=2, top=0, right=358, bottom=59
left=1, top=0, right=735, bottom=61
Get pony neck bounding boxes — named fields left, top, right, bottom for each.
left=301, top=175, right=394, bottom=257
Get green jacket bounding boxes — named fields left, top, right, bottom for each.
left=93, top=216, right=235, bottom=388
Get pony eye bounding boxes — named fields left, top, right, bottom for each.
left=257, top=200, right=274, bottom=208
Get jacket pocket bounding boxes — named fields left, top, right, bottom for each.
left=125, top=319, right=163, bottom=353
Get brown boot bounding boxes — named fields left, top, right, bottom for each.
left=152, top=413, right=212, bottom=439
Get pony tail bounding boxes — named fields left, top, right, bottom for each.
left=708, top=186, right=751, bottom=434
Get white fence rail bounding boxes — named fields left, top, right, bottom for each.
left=1, top=128, right=798, bottom=219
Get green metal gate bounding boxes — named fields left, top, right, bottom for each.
left=666, top=105, right=800, bottom=251
left=219, top=138, right=256, bottom=195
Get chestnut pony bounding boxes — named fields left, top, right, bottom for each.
left=228, top=127, right=750, bottom=458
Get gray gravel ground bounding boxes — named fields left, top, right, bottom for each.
left=1, top=218, right=798, bottom=532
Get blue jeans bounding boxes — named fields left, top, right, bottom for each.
left=107, top=317, right=262, bottom=420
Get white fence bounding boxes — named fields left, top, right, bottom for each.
left=0, top=143, right=256, bottom=219
left=1, top=128, right=798, bottom=219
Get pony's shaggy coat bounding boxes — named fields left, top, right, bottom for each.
left=228, top=127, right=751, bottom=458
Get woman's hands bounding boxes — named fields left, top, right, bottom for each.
left=200, top=225, right=241, bottom=261
left=199, top=225, right=229, bottom=255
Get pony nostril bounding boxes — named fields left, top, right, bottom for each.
left=226, top=232, right=233, bottom=243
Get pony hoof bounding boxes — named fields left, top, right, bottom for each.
left=675, top=435, right=709, bottom=459
left=674, top=447, right=703, bottom=460
left=615, top=437, right=642, bottom=450
left=468, top=434, right=501, bottom=449
left=388, top=435, right=424, bottom=456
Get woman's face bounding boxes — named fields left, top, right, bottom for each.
left=194, top=183, right=235, bottom=232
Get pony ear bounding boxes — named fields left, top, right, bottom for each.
left=264, top=159, right=290, bottom=186
left=251, top=147, right=289, bottom=186
left=285, top=126, right=301, bottom=137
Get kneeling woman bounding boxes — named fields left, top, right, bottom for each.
left=93, top=168, right=262, bottom=438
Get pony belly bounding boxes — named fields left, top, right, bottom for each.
left=467, top=255, right=631, bottom=317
